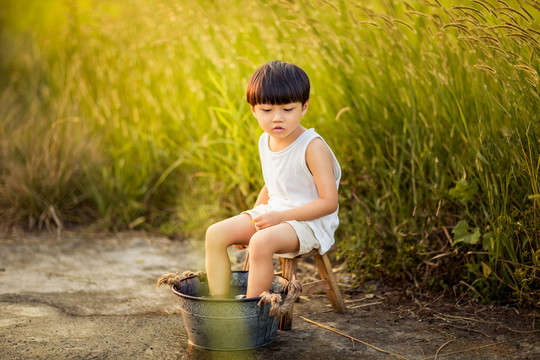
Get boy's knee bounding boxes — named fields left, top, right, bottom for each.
left=205, top=223, right=222, bottom=249
left=248, top=232, right=273, bottom=258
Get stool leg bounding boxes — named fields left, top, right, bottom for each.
left=314, top=254, right=346, bottom=313
left=279, top=257, right=298, bottom=331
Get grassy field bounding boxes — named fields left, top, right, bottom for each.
left=0, top=0, right=538, bottom=306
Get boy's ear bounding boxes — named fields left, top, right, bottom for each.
left=250, top=105, right=257, bottom=116
left=302, top=100, right=310, bottom=115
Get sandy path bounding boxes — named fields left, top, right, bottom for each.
left=0, top=232, right=538, bottom=359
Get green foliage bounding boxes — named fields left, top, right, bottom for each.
left=0, top=0, right=538, bottom=306
left=452, top=220, right=481, bottom=245
left=449, top=179, right=478, bottom=205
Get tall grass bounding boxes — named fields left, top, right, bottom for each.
left=0, top=0, right=538, bottom=306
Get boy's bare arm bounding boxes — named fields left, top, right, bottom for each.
left=254, top=185, right=269, bottom=207
left=253, top=138, right=338, bottom=229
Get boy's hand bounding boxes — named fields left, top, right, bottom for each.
left=253, top=211, right=283, bottom=229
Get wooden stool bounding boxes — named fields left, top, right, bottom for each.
left=242, top=248, right=346, bottom=331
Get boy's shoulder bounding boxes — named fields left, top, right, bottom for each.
left=306, top=136, right=330, bottom=155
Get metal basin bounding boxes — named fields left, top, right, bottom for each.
left=171, top=271, right=286, bottom=350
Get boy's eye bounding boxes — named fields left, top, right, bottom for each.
left=262, top=109, right=271, bottom=112
left=284, top=108, right=293, bottom=112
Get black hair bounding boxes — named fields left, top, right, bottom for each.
left=246, top=60, right=310, bottom=106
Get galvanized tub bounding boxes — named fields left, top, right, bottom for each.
left=171, top=271, right=286, bottom=350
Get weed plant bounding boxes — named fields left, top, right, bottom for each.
left=0, top=0, right=538, bottom=306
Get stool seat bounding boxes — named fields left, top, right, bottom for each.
left=242, top=247, right=346, bottom=331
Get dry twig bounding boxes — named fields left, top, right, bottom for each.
left=434, top=338, right=455, bottom=360
left=349, top=301, right=383, bottom=309
left=422, top=339, right=513, bottom=359
left=300, top=316, right=410, bottom=360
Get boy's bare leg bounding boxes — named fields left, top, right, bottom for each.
left=205, top=214, right=255, bottom=297
left=246, top=223, right=299, bottom=298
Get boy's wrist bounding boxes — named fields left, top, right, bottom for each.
left=277, top=210, right=291, bottom=224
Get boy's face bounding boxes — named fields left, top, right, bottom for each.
left=251, top=101, right=309, bottom=140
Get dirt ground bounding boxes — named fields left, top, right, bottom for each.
left=0, top=231, right=538, bottom=359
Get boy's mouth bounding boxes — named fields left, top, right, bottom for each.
left=273, top=126, right=284, bottom=132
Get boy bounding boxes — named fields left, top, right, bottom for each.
left=205, top=60, right=341, bottom=298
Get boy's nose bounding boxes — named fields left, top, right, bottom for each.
left=272, top=111, right=283, bottom=122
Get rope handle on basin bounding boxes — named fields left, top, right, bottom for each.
left=156, top=271, right=207, bottom=289
left=258, top=278, right=302, bottom=317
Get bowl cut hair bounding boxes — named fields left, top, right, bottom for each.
left=246, top=61, right=310, bottom=106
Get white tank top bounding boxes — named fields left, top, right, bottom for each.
left=258, top=128, right=341, bottom=254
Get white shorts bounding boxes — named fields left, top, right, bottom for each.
left=243, top=204, right=320, bottom=259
